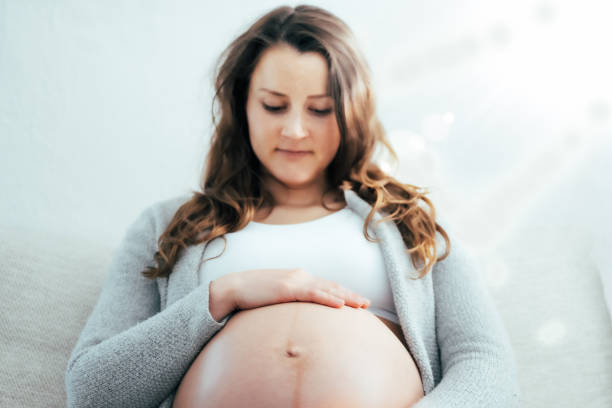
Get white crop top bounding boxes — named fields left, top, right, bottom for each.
left=198, top=206, right=399, bottom=324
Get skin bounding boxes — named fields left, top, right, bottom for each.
left=245, top=42, right=341, bottom=210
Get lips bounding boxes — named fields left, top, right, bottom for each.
left=277, top=149, right=310, bottom=153
left=276, top=148, right=312, bottom=158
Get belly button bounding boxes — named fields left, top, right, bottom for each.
left=285, top=345, right=302, bottom=358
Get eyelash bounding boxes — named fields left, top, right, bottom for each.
left=263, top=104, right=333, bottom=116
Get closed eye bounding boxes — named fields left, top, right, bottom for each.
left=262, top=104, right=333, bottom=116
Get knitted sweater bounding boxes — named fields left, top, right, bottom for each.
left=65, top=188, right=520, bottom=407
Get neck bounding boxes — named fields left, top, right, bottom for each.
left=262, top=175, right=340, bottom=208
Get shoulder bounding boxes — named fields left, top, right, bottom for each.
left=132, top=193, right=193, bottom=240
left=431, top=215, right=486, bottom=287
left=147, top=193, right=192, bottom=222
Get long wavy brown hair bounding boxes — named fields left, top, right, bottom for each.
left=141, top=4, right=450, bottom=281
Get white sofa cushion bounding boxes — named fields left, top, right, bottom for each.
left=1, top=222, right=611, bottom=407
left=0, top=226, right=113, bottom=408
left=490, top=223, right=612, bottom=407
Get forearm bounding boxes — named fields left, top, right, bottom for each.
left=66, top=283, right=230, bottom=408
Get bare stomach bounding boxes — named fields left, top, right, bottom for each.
left=173, top=301, right=424, bottom=408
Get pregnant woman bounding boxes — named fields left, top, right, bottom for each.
left=65, top=5, right=520, bottom=408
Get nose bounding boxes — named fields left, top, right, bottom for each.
left=281, top=109, right=308, bottom=140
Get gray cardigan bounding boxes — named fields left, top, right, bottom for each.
left=65, top=189, right=520, bottom=407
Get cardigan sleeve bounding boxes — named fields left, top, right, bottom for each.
left=413, top=232, right=521, bottom=408
left=65, top=203, right=232, bottom=408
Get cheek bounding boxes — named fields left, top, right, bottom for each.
left=319, top=121, right=341, bottom=156
left=247, top=110, right=273, bottom=151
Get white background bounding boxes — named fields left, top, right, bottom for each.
left=1, top=0, right=610, bottom=310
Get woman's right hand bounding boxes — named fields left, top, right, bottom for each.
left=221, top=268, right=371, bottom=312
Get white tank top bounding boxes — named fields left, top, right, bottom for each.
left=198, top=206, right=399, bottom=324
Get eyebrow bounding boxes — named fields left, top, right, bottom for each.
left=258, top=88, right=331, bottom=98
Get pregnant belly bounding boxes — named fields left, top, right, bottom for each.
left=173, top=302, right=424, bottom=408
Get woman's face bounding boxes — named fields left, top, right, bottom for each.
left=245, top=43, right=341, bottom=193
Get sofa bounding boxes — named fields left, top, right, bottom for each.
left=1, top=220, right=611, bottom=407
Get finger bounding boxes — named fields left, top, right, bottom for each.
left=328, top=288, right=370, bottom=309
left=311, top=289, right=345, bottom=308
left=345, top=294, right=370, bottom=309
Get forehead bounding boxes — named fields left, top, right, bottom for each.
left=249, top=43, right=330, bottom=96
